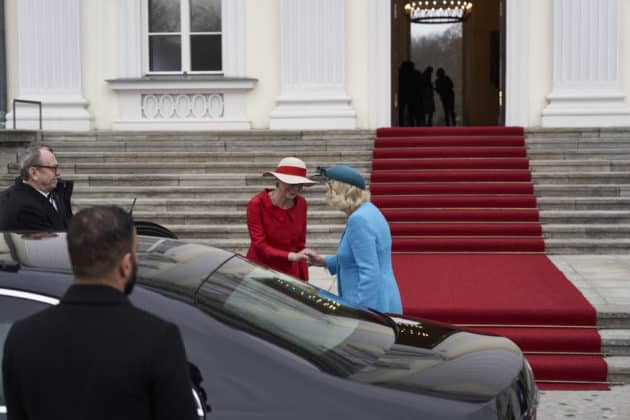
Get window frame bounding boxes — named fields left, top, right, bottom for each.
left=144, top=0, right=223, bottom=75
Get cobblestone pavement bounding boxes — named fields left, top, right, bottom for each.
left=538, top=385, right=630, bottom=419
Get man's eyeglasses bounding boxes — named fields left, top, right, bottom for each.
left=33, top=164, right=60, bottom=172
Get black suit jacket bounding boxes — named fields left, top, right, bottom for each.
left=0, top=177, right=73, bottom=231
left=2, top=285, right=198, bottom=420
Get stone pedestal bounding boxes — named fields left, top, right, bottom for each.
left=269, top=0, right=356, bottom=129
left=6, top=0, right=92, bottom=130
left=542, top=0, right=630, bottom=127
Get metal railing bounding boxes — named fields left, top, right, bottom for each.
left=12, top=99, right=42, bottom=130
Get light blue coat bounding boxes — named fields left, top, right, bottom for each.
left=325, top=202, right=403, bottom=314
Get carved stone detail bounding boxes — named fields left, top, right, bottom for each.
left=141, top=94, right=225, bottom=120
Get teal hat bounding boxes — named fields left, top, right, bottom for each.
left=318, top=165, right=366, bottom=190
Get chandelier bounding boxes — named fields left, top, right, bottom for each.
left=404, top=1, right=474, bottom=24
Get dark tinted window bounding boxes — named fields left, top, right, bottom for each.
left=191, top=35, right=222, bottom=71
left=198, top=256, right=396, bottom=376
left=149, top=35, right=182, bottom=71
left=137, top=240, right=231, bottom=302
left=0, top=295, right=52, bottom=406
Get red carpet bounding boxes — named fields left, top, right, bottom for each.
left=373, top=127, right=607, bottom=389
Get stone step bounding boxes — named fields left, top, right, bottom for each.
left=542, top=224, right=630, bottom=239
left=72, top=185, right=329, bottom=199
left=42, top=129, right=375, bottom=140
left=526, top=132, right=630, bottom=145
left=41, top=131, right=375, bottom=150
left=598, top=310, right=630, bottom=329
left=532, top=172, right=630, bottom=184
left=163, top=223, right=344, bottom=240
left=527, top=150, right=630, bottom=160
left=52, top=150, right=372, bottom=163
left=72, top=197, right=333, bottom=212
left=540, top=210, right=630, bottom=224
left=537, top=197, right=630, bottom=210
left=606, top=356, right=630, bottom=384
left=72, top=197, right=629, bottom=213
left=3, top=182, right=625, bottom=201
left=182, top=237, right=339, bottom=257
left=534, top=184, right=630, bottom=197
left=601, top=330, right=630, bottom=356
left=7, top=161, right=372, bottom=175
left=0, top=173, right=365, bottom=188
left=544, top=238, right=630, bottom=254
left=132, top=210, right=348, bottom=225
left=66, top=184, right=630, bottom=200
left=526, top=139, right=630, bottom=149
left=530, top=160, right=630, bottom=172
left=43, top=140, right=374, bottom=153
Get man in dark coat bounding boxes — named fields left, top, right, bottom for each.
left=435, top=68, right=456, bottom=126
left=1, top=206, right=199, bottom=420
left=0, top=144, right=73, bottom=231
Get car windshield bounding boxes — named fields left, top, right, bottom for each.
left=197, top=256, right=397, bottom=376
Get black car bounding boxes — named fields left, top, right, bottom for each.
left=0, top=232, right=538, bottom=420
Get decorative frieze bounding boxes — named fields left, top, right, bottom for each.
left=141, top=94, right=225, bottom=120
left=108, top=77, right=255, bottom=130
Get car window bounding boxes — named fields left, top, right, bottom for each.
left=198, top=256, right=397, bottom=377
left=0, top=292, right=54, bottom=409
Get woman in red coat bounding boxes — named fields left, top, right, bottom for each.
left=246, top=157, right=316, bottom=281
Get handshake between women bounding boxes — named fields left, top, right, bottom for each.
left=289, top=248, right=326, bottom=267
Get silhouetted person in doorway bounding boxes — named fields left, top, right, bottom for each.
left=398, top=61, right=416, bottom=126
left=435, top=68, right=456, bottom=126
left=421, top=66, right=435, bottom=126
left=412, top=68, right=425, bottom=126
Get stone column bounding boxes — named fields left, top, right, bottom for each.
left=269, top=0, right=356, bottom=129
left=542, top=0, right=630, bottom=127
left=7, top=0, right=92, bottom=130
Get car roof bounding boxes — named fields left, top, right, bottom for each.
left=0, top=232, right=235, bottom=297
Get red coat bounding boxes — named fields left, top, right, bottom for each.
left=246, top=189, right=309, bottom=281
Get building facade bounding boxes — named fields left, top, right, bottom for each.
left=3, top=0, right=630, bottom=131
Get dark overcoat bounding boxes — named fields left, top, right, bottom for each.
left=2, top=284, right=198, bottom=420
left=0, top=176, right=73, bottom=231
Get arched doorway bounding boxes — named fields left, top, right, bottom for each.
left=391, top=0, right=505, bottom=127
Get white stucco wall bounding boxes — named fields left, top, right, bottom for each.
left=345, top=0, right=369, bottom=129
left=4, top=0, right=18, bottom=120
left=623, top=0, right=630, bottom=110
left=527, top=0, right=553, bottom=127
left=245, top=0, right=371, bottom=129
left=245, top=0, right=280, bottom=129
left=6, top=0, right=630, bottom=130
left=81, top=0, right=118, bottom=130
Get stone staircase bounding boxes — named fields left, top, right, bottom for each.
left=3, top=128, right=630, bottom=255
left=527, top=128, right=630, bottom=254
left=1, top=130, right=375, bottom=255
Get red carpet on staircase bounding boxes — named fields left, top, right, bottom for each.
left=372, top=126, right=608, bottom=390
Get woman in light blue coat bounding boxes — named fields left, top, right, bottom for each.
left=308, top=165, right=403, bottom=314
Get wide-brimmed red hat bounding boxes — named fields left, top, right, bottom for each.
left=263, top=157, right=317, bottom=185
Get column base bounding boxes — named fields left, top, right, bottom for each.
left=5, top=96, right=93, bottom=131
left=542, top=90, right=630, bottom=127
left=269, top=94, right=357, bottom=130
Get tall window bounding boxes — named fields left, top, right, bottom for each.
left=148, top=0, right=222, bottom=73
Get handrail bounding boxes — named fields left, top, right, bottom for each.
left=12, top=99, right=42, bottom=130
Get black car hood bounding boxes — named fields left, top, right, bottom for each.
left=350, top=316, right=524, bottom=402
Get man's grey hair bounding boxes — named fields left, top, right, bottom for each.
left=19, top=144, right=54, bottom=180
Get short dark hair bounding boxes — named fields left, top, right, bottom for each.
left=67, top=206, right=135, bottom=280
left=20, top=144, right=54, bottom=180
